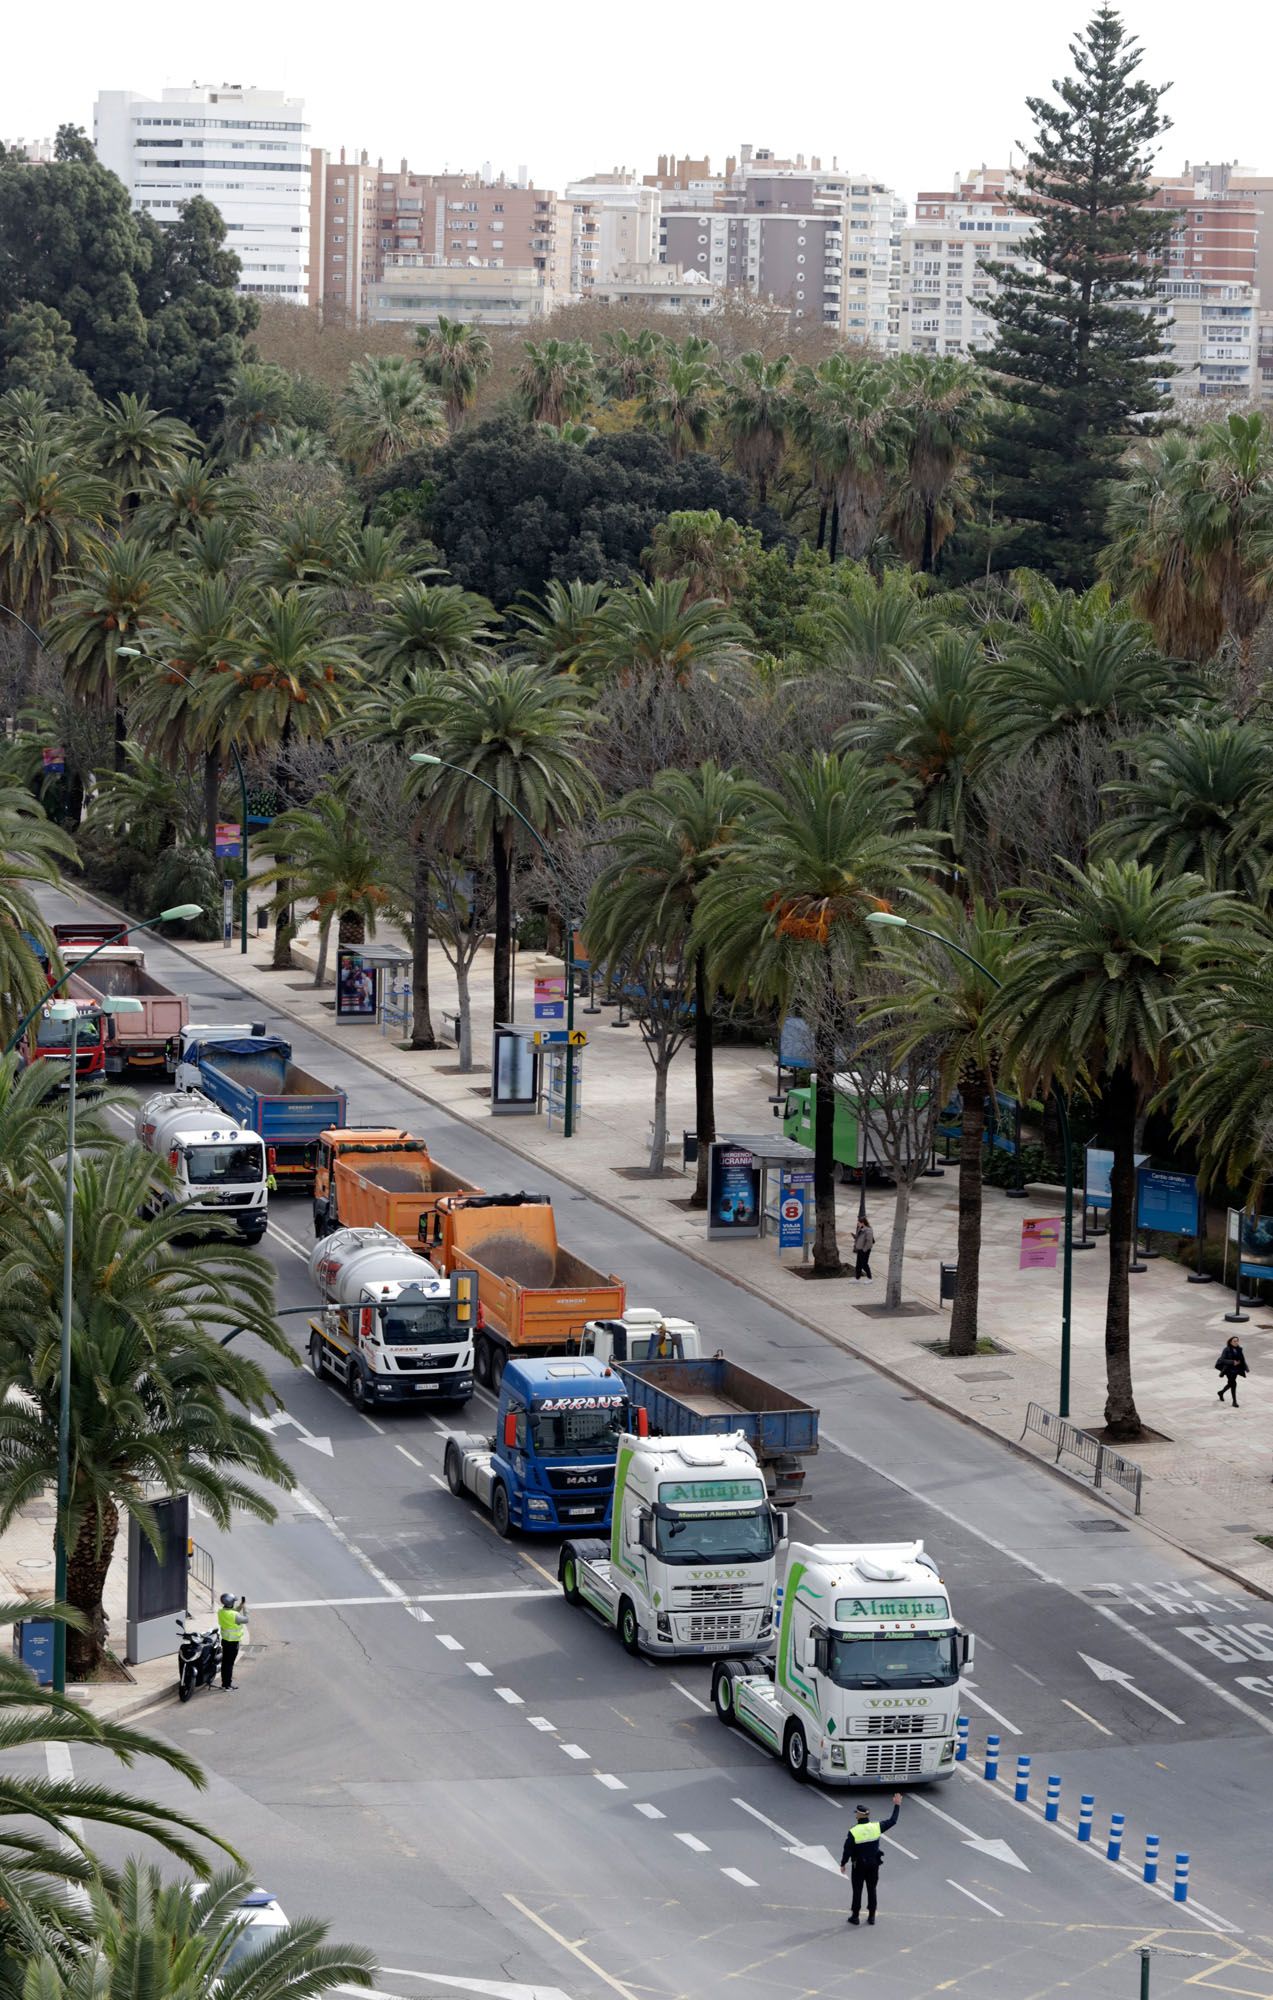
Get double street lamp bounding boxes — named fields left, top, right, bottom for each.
left=411, top=753, right=578, bottom=1140
left=865, top=910, right=1075, bottom=1419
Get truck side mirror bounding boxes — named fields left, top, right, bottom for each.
left=811, top=1629, right=830, bottom=1674
left=772, top=1509, right=788, bottom=1546
left=503, top=1412, right=518, bottom=1451
left=961, top=1632, right=975, bottom=1668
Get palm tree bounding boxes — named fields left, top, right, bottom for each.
left=0, top=1148, right=295, bottom=1676
left=994, top=860, right=1237, bottom=1440
left=23, top=1860, right=376, bottom=2000
left=216, top=362, right=293, bottom=460
left=46, top=538, right=181, bottom=769
left=643, top=510, right=757, bottom=606
left=514, top=579, right=609, bottom=674
left=1096, top=716, right=1273, bottom=898
left=1173, top=952, right=1273, bottom=1203
left=78, top=394, right=196, bottom=514
left=583, top=579, right=749, bottom=686
left=592, top=765, right=751, bottom=1206
left=424, top=663, right=600, bottom=1026
left=597, top=327, right=663, bottom=403
left=124, top=571, right=257, bottom=844
left=694, top=752, right=936, bottom=1271
left=0, top=440, right=112, bottom=663
left=795, top=354, right=906, bottom=562
left=640, top=354, right=717, bottom=460
left=517, top=339, right=594, bottom=426
left=252, top=504, right=351, bottom=591
left=868, top=894, right=1017, bottom=1355
left=813, top=566, right=947, bottom=675
left=719, top=352, right=791, bottom=505
left=0, top=786, right=76, bottom=1045
left=415, top=316, right=494, bottom=428
left=135, top=460, right=249, bottom=548
left=326, top=522, right=421, bottom=622
left=838, top=629, right=987, bottom=871
left=338, top=355, right=446, bottom=476
left=84, top=742, right=204, bottom=860
left=0, top=1053, right=123, bottom=1201
left=980, top=591, right=1190, bottom=761
left=367, top=581, right=497, bottom=677
left=257, top=788, right=393, bottom=987
left=179, top=513, right=255, bottom=579
left=885, top=354, right=989, bottom=573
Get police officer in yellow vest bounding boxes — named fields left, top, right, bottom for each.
left=217, top=1593, right=247, bottom=1691
left=840, top=1793, right=902, bottom=1925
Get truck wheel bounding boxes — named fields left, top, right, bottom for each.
left=474, top=1338, right=492, bottom=1389
left=348, top=1366, right=370, bottom=1410
left=560, top=1551, right=582, bottom=1605
left=619, top=1598, right=640, bottom=1656
left=309, top=1334, right=325, bottom=1381
left=712, top=1664, right=736, bottom=1725
left=784, top=1720, right=809, bottom=1783
left=491, top=1482, right=511, bottom=1538
left=445, top=1443, right=465, bottom=1496
left=489, top=1345, right=506, bottom=1393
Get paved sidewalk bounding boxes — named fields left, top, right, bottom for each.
left=80, top=908, right=1273, bottom=1595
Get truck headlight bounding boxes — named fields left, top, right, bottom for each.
left=830, top=1744, right=846, bottom=1768
left=656, top=1613, right=672, bottom=1640
left=757, top=1607, right=772, bottom=1634
left=526, top=1497, right=549, bottom=1515
left=940, top=1740, right=954, bottom=1763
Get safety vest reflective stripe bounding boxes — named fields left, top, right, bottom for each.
left=850, top=1823, right=882, bottom=1844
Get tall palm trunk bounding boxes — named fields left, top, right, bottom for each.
left=691, top=950, right=715, bottom=1208
left=815, top=503, right=827, bottom=551
left=203, top=748, right=220, bottom=849
left=1103, top=1061, right=1143, bottom=1441
left=410, top=835, right=436, bottom=1050
left=828, top=498, right=841, bottom=564
left=491, top=821, right=514, bottom=1029
left=948, top=1073, right=988, bottom=1357
left=270, top=738, right=293, bottom=970
left=65, top=1497, right=120, bottom=1679
left=921, top=498, right=937, bottom=575
left=811, top=1045, right=842, bottom=1274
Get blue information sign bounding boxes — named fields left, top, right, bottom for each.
left=16, top=1618, right=54, bottom=1686
left=778, top=1173, right=807, bottom=1249
left=1136, top=1167, right=1199, bottom=1237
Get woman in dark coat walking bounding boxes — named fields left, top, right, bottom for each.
left=1215, top=1335, right=1248, bottom=1407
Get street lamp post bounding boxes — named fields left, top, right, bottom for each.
left=865, top=911, right=1075, bottom=1419
left=116, top=647, right=252, bottom=956
left=412, top=753, right=577, bottom=1140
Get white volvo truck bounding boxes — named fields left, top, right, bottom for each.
left=559, top=1432, right=780, bottom=1656
left=307, top=1226, right=476, bottom=1407
left=711, top=1540, right=973, bottom=1785
left=135, top=1091, right=269, bottom=1242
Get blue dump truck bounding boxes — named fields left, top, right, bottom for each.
left=443, top=1355, right=647, bottom=1537
left=614, top=1356, right=818, bottom=1510
left=175, top=1027, right=347, bottom=1191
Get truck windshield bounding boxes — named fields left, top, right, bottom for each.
left=37, top=1016, right=101, bottom=1049
left=827, top=1631, right=960, bottom=1689
left=530, top=1406, right=627, bottom=1457
left=655, top=1506, right=775, bottom=1565
left=381, top=1301, right=455, bottom=1345
left=186, top=1144, right=263, bottom=1186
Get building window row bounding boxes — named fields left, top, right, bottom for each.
left=133, top=116, right=306, bottom=131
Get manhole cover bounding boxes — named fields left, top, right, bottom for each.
left=1073, top=1519, right=1129, bottom=1533
left=17, top=1558, right=50, bottom=1570
left=1222, top=1523, right=1259, bottom=1533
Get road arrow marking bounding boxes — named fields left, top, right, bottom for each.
left=252, top=1410, right=334, bottom=1456
left=732, top=1796, right=840, bottom=1873
left=911, top=1794, right=1030, bottom=1871
left=1078, top=1653, right=1185, bottom=1725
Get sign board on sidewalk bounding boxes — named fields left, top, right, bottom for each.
left=336, top=949, right=378, bottom=1020
left=1230, top=1208, right=1273, bottom=1280
left=1084, top=1147, right=1149, bottom=1212
left=533, top=971, right=566, bottom=1024
left=221, top=880, right=234, bottom=947
left=214, top=821, right=242, bottom=859
left=1136, top=1167, right=1199, bottom=1237
left=1019, top=1216, right=1061, bottom=1270
left=707, top=1143, right=762, bottom=1241
left=778, top=1168, right=811, bottom=1250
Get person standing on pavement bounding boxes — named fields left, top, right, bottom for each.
left=853, top=1216, right=875, bottom=1281
left=217, top=1593, right=248, bottom=1689
left=1215, top=1335, right=1248, bottom=1407
left=840, top=1794, right=902, bottom=1924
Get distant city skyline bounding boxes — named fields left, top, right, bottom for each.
left=4, top=0, right=1269, bottom=213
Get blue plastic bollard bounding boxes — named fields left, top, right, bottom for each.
left=984, top=1733, right=1000, bottom=1782
left=1077, top=1794, right=1095, bottom=1842
left=1045, top=1774, right=1061, bottom=1823
left=1107, top=1812, right=1125, bottom=1862
left=1174, top=1853, right=1189, bottom=1904
left=1014, top=1754, right=1031, bottom=1803
left=1144, top=1833, right=1160, bottom=1884
left=956, top=1716, right=969, bottom=1763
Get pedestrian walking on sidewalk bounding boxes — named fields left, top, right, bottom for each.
left=853, top=1216, right=875, bottom=1281
left=841, top=1794, right=902, bottom=1925
left=1215, top=1335, right=1248, bottom=1407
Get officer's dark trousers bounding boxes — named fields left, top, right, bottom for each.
left=220, top=1639, right=239, bottom=1688
left=850, top=1862, right=879, bottom=1919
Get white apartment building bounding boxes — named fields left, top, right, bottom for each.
left=897, top=168, right=1036, bottom=356
left=1150, top=280, right=1261, bottom=401
left=564, top=171, right=661, bottom=280
left=94, top=83, right=310, bottom=302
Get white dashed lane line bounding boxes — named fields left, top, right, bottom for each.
left=527, top=1716, right=556, bottom=1732
left=395, top=1444, right=423, bottom=1469
left=594, top=1773, right=626, bottom=1791
left=947, top=1881, right=1003, bottom=1918
left=560, top=1744, right=590, bottom=1760
left=466, top=1661, right=492, bottom=1678
left=670, top=1679, right=710, bottom=1714
left=436, top=1635, right=463, bottom=1652
left=721, top=1867, right=757, bottom=1888
left=674, top=1833, right=711, bottom=1853
left=633, top=1803, right=665, bottom=1820
left=494, top=1688, right=523, bottom=1705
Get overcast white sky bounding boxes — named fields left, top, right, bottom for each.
left=4, top=0, right=1270, bottom=205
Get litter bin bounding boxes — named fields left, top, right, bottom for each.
left=682, top=1130, right=699, bottom=1167
left=14, top=1617, right=54, bottom=1686
left=939, top=1262, right=958, bottom=1306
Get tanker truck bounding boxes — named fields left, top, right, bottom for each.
left=307, top=1225, right=478, bottom=1408
left=135, top=1091, right=269, bottom=1242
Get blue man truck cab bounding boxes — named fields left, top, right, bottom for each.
left=443, top=1356, right=647, bottom=1538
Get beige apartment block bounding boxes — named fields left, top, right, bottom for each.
left=898, top=167, right=1036, bottom=357
left=565, top=171, right=661, bottom=280
left=589, top=265, right=720, bottom=314
left=369, top=259, right=555, bottom=329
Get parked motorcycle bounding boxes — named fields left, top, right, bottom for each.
left=176, top=1616, right=222, bottom=1702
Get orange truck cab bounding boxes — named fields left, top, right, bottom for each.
left=424, top=1192, right=626, bottom=1390
left=312, top=1129, right=484, bottom=1246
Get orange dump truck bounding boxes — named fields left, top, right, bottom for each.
left=423, top=1193, right=625, bottom=1389
left=312, top=1129, right=483, bottom=1245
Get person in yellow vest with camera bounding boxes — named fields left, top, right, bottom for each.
left=840, top=1794, right=902, bottom=1925
left=217, top=1593, right=248, bottom=1691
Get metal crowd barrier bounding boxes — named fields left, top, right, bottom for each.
left=1021, top=1402, right=1143, bottom=1514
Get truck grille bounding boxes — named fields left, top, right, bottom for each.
left=685, top=1612, right=747, bottom=1643
left=673, top=1584, right=752, bottom=1609
left=545, top=1468, right=610, bottom=1493
left=860, top=1741, right=928, bottom=1776
left=848, top=1713, right=948, bottom=1739
left=393, top=1353, right=459, bottom=1371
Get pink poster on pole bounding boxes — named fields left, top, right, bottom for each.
left=1019, top=1217, right=1062, bottom=1270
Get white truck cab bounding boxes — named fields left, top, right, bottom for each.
left=579, top=1309, right=702, bottom=1365
left=560, top=1431, right=780, bottom=1657
left=712, top=1539, right=973, bottom=1786
left=135, top=1090, right=269, bottom=1242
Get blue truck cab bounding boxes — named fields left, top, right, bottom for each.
left=443, top=1356, right=646, bottom=1537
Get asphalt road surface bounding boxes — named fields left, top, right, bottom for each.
left=39, top=891, right=1273, bottom=2000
